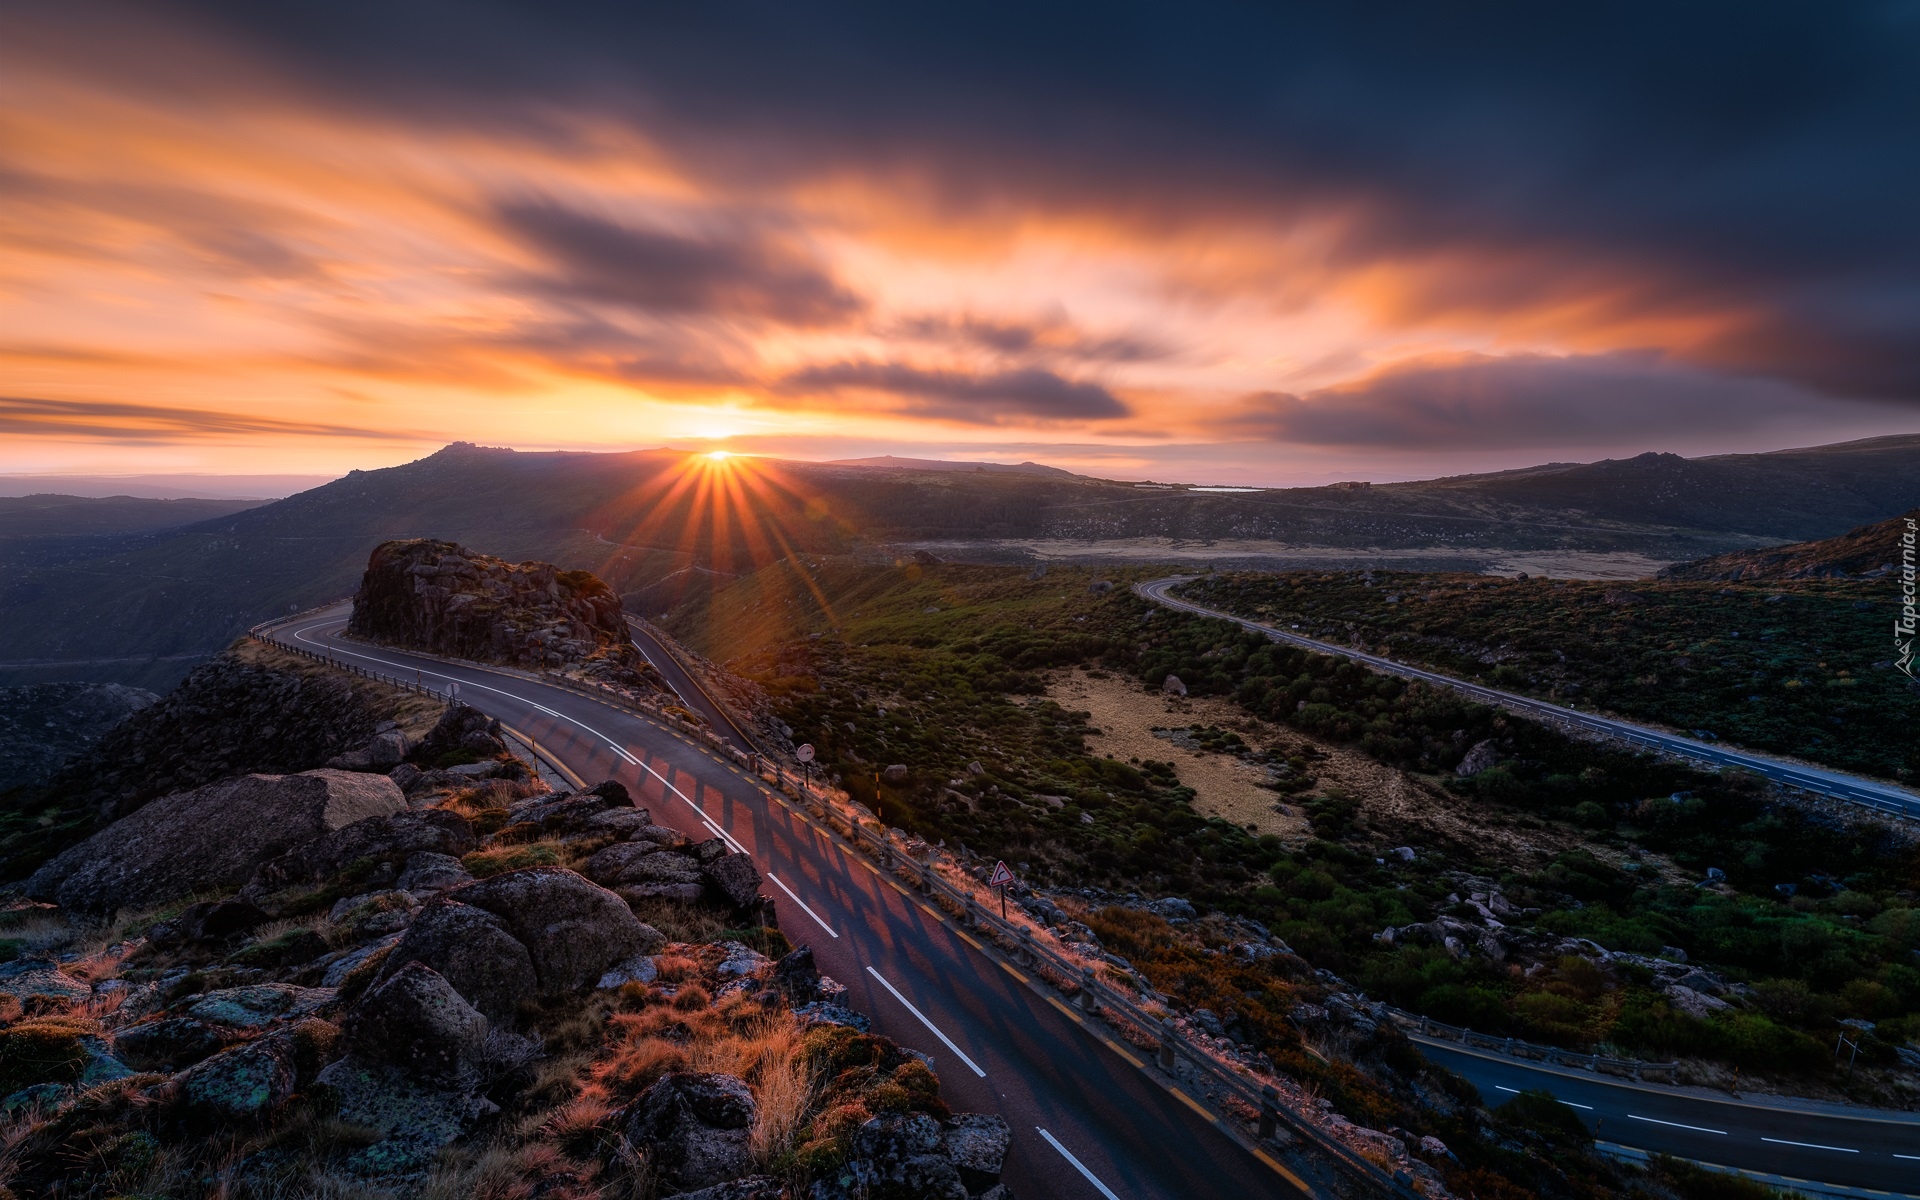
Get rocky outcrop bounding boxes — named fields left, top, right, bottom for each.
left=348, top=539, right=659, bottom=689
left=0, top=683, right=157, bottom=790
left=27, top=769, right=407, bottom=915
left=243, top=808, right=477, bottom=899
left=626, top=1072, right=758, bottom=1191
left=446, top=867, right=653, bottom=995
left=38, top=646, right=423, bottom=828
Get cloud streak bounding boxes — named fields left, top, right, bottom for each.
left=0, top=396, right=423, bottom=444
left=780, top=362, right=1129, bottom=424
left=1220, top=353, right=1892, bottom=451
left=493, top=200, right=863, bottom=326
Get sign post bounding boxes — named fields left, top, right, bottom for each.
left=988, top=860, right=1015, bottom=920
left=795, top=743, right=815, bottom=788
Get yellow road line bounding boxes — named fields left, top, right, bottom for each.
left=1250, top=1148, right=1311, bottom=1194
left=915, top=901, right=946, bottom=923
left=1167, top=1087, right=1217, bottom=1123
left=499, top=724, right=587, bottom=790
left=1102, top=1037, right=1145, bottom=1069
left=1046, top=995, right=1084, bottom=1024
left=886, top=879, right=911, bottom=897
left=999, top=962, right=1028, bottom=984
left=955, top=930, right=984, bottom=951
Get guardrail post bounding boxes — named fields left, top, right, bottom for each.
left=1156, top=1019, right=1178, bottom=1071
left=1017, top=927, right=1035, bottom=966
left=1259, top=1085, right=1280, bottom=1141
left=963, top=897, right=980, bottom=929
left=1076, top=966, right=1098, bottom=1012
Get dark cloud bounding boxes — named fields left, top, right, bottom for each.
left=1221, top=353, right=1892, bottom=451
left=106, top=2, right=1920, bottom=401
left=493, top=201, right=862, bottom=326
left=9, top=2, right=1919, bottom=425
left=780, top=362, right=1129, bottom=424
left=0, top=396, right=419, bottom=443
left=895, top=314, right=1167, bottom=363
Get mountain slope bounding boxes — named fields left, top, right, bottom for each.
left=6, top=434, right=1920, bottom=689
left=1659, top=508, right=1919, bottom=581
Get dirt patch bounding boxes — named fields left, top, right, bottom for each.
left=1045, top=668, right=1614, bottom=865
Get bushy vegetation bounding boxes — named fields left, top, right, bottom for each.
left=1179, top=571, right=1917, bottom=782
left=674, top=559, right=1920, bottom=1092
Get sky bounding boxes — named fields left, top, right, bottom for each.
left=3, top=2, right=1918, bottom=487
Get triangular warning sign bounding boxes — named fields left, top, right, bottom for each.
left=987, top=861, right=1015, bottom=887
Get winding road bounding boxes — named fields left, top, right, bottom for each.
left=1136, top=577, right=1920, bottom=820
left=1136, top=577, right=1920, bottom=1192
left=276, top=606, right=1306, bottom=1200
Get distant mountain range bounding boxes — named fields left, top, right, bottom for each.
left=820, top=455, right=1076, bottom=477
left=4, top=433, right=1917, bottom=690
left=0, top=494, right=262, bottom=539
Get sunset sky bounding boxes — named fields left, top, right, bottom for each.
left=4, top=3, right=1917, bottom=486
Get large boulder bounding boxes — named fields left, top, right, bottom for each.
left=244, top=809, right=476, bottom=898
left=28, top=769, right=406, bottom=915
left=178, top=1038, right=298, bottom=1124
left=377, top=901, right=537, bottom=1023
left=827, top=1112, right=967, bottom=1200
left=626, top=1072, right=756, bottom=1191
left=583, top=840, right=675, bottom=887
left=112, top=1018, right=231, bottom=1072
left=704, top=853, right=763, bottom=911
left=342, top=962, right=487, bottom=1084
left=942, top=1114, right=1012, bottom=1193
left=451, top=868, right=651, bottom=993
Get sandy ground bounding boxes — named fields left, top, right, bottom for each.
left=1046, top=667, right=1619, bottom=864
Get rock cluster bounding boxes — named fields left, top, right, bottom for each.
left=27, top=769, right=409, bottom=915
left=0, top=682, right=157, bottom=790
left=348, top=539, right=660, bottom=689
left=34, top=648, right=419, bottom=827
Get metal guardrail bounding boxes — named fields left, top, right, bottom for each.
left=1389, top=1010, right=1679, bottom=1082
left=250, top=606, right=1420, bottom=1197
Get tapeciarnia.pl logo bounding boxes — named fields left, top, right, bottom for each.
left=1898, top=516, right=1917, bottom=679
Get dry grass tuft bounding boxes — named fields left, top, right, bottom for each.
left=670, top=985, right=711, bottom=1013
left=624, top=899, right=728, bottom=945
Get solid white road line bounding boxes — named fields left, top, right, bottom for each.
left=295, top=622, right=749, bottom=855
left=1627, top=1115, right=1726, bottom=1135
left=1760, top=1138, right=1857, bottom=1153
left=1493, top=1085, right=1591, bottom=1110
left=768, top=872, right=839, bottom=938
left=1036, top=1127, right=1123, bottom=1200
left=1895, top=1153, right=1920, bottom=1160
left=864, top=966, right=986, bottom=1078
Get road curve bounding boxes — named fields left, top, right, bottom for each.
left=623, top=615, right=759, bottom=752
left=277, top=607, right=1305, bottom=1200
left=1418, top=1040, right=1920, bottom=1194
left=1136, top=577, right=1920, bottom=820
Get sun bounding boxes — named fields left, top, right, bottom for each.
left=706, top=449, right=733, bottom=461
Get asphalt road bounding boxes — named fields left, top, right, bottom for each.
left=280, top=608, right=1302, bottom=1200
left=623, top=616, right=758, bottom=751
left=1136, top=577, right=1920, bottom=1190
left=1418, top=1041, right=1920, bottom=1193
left=1136, top=577, right=1920, bottom=820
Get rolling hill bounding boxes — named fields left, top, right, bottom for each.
left=3, top=434, right=1918, bottom=690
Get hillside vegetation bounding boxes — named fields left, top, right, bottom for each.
left=665, top=559, right=1920, bottom=1102
left=1177, top=566, right=1916, bottom=784
left=1660, top=508, right=1918, bottom=581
